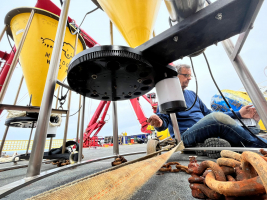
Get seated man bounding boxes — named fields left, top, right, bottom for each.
left=148, top=64, right=267, bottom=157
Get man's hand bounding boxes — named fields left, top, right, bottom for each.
left=253, top=112, right=260, bottom=122
left=239, top=105, right=256, bottom=119
left=147, top=115, right=163, bottom=127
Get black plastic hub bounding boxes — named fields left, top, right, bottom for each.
left=67, top=45, right=155, bottom=101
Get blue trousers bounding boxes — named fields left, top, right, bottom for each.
left=181, top=112, right=267, bottom=148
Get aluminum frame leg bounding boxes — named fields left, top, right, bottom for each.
left=170, top=113, right=181, bottom=142
left=49, top=86, right=61, bottom=151
left=0, top=10, right=34, bottom=104
left=76, top=95, right=81, bottom=143
left=0, top=26, right=7, bottom=44
left=61, top=33, right=78, bottom=153
left=78, top=95, right=86, bottom=163
left=0, top=126, right=9, bottom=157
left=112, top=101, right=119, bottom=155
left=26, top=0, right=71, bottom=177
left=222, top=39, right=267, bottom=129
left=25, top=123, right=34, bottom=155
left=0, top=75, right=24, bottom=157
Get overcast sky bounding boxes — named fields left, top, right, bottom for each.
left=0, top=0, right=266, bottom=142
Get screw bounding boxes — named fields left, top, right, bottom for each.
left=215, top=13, right=222, bottom=20
left=93, top=90, right=97, bottom=94
left=137, top=79, right=142, bottom=83
left=128, top=92, right=132, bottom=96
left=173, top=36, right=179, bottom=42
left=91, top=74, right=97, bottom=79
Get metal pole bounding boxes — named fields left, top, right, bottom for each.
left=49, top=86, right=61, bottom=151
left=170, top=113, right=181, bottom=142
left=26, top=0, right=71, bottom=177
left=62, top=91, right=71, bottom=153
left=110, top=21, right=113, bottom=45
left=0, top=10, right=34, bottom=104
left=61, top=33, right=78, bottom=153
left=76, top=95, right=81, bottom=142
left=0, top=75, right=24, bottom=157
left=0, top=26, right=7, bottom=44
left=0, top=127, right=9, bottom=157
left=112, top=101, right=119, bottom=155
left=25, top=124, right=34, bottom=155
left=78, top=95, right=85, bottom=163
left=222, top=39, right=267, bottom=128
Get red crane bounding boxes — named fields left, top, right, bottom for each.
left=82, top=101, right=111, bottom=147
left=81, top=94, right=158, bottom=148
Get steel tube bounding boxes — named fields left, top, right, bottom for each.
left=112, top=101, right=119, bottom=155
left=110, top=21, right=113, bottom=45
left=0, top=26, right=7, bottom=43
left=0, top=104, right=67, bottom=114
left=0, top=10, right=34, bottom=104
left=26, top=1, right=70, bottom=177
left=170, top=113, right=181, bottom=142
left=14, top=76, right=24, bottom=104
left=25, top=124, right=34, bottom=155
left=0, top=126, right=9, bottom=157
left=222, top=39, right=267, bottom=129
left=78, top=95, right=85, bottom=163
left=62, top=91, right=71, bottom=153
left=76, top=95, right=81, bottom=143
left=49, top=87, right=61, bottom=150
left=0, top=75, right=24, bottom=157
left=61, top=33, right=78, bottom=153
left=56, top=80, right=72, bottom=90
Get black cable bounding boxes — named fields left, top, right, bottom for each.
left=62, top=106, right=82, bottom=117
left=183, top=57, right=198, bottom=111
left=206, top=0, right=212, bottom=5
left=203, top=52, right=267, bottom=146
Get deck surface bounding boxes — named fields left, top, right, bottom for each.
left=0, top=144, right=215, bottom=200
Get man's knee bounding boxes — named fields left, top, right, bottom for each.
left=210, top=112, right=236, bottom=126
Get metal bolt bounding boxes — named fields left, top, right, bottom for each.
left=137, top=79, right=142, bottom=83
left=215, top=13, right=222, bottom=20
left=128, top=92, right=132, bottom=96
left=173, top=36, right=179, bottom=42
left=91, top=74, right=97, bottom=79
left=93, top=90, right=97, bottom=95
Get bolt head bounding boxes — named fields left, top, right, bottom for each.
left=215, top=13, right=222, bottom=20
left=173, top=36, right=179, bottom=42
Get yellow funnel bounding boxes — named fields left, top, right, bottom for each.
left=5, top=8, right=86, bottom=106
left=97, top=0, right=162, bottom=47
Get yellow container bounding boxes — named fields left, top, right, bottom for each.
left=97, top=0, right=162, bottom=48
left=5, top=8, right=86, bottom=106
left=157, top=129, right=171, bottom=140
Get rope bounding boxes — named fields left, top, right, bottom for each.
left=28, top=144, right=180, bottom=200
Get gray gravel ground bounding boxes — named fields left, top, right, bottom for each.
left=0, top=144, right=213, bottom=200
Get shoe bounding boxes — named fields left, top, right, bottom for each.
left=204, top=138, right=231, bottom=159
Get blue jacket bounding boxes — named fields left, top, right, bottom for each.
left=155, top=90, right=242, bottom=137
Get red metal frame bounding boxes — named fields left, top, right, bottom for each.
left=82, top=101, right=111, bottom=147
left=0, top=47, right=16, bottom=115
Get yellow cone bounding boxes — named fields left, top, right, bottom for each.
left=97, top=0, right=162, bottom=47
left=6, top=8, right=85, bottom=106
